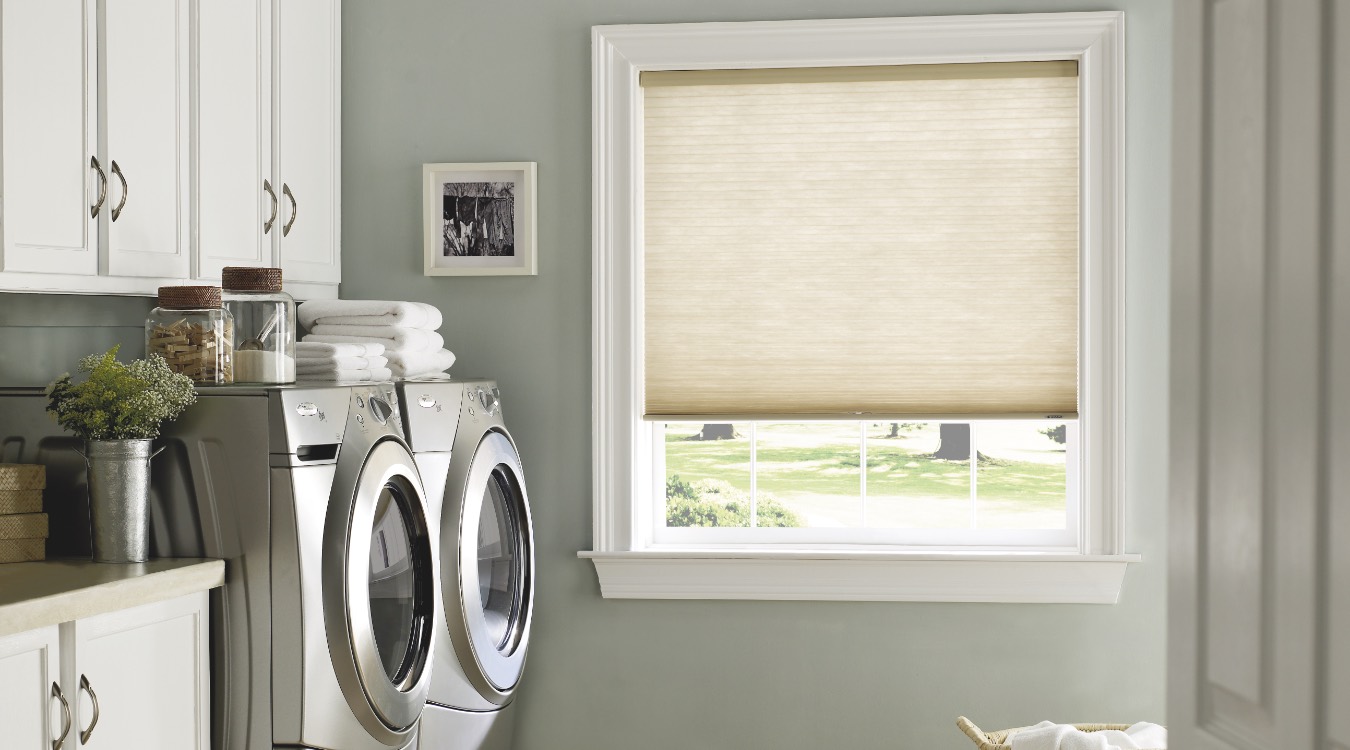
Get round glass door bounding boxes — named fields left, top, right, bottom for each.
left=368, top=481, right=423, bottom=683
left=477, top=468, right=523, bottom=652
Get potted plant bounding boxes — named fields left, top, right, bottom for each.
left=45, top=346, right=196, bottom=563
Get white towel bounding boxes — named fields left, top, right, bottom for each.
left=296, top=341, right=386, bottom=358
left=306, top=327, right=445, bottom=353
left=298, top=300, right=443, bottom=330
left=385, top=349, right=456, bottom=378
left=296, top=355, right=388, bottom=372
left=294, top=367, right=394, bottom=383
left=1010, top=722, right=1167, bottom=750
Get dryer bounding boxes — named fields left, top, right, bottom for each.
left=0, top=384, right=441, bottom=750
left=397, top=379, right=535, bottom=750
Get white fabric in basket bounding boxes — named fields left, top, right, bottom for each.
left=1010, top=722, right=1166, bottom=750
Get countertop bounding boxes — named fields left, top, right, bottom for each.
left=0, top=557, right=225, bottom=637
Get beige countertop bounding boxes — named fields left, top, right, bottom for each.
left=0, top=557, right=225, bottom=638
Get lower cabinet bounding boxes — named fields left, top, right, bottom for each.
left=0, top=591, right=208, bottom=750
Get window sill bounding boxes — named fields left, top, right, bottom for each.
left=578, top=550, right=1140, bottom=603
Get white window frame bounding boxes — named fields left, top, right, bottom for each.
left=582, top=12, right=1137, bottom=603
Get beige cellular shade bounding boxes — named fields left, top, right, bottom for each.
left=641, top=61, right=1080, bottom=419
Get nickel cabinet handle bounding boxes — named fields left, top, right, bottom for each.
left=50, top=682, right=71, bottom=750
left=78, top=674, right=99, bottom=744
left=263, top=179, right=278, bottom=234
left=282, top=182, right=297, bottom=237
left=89, top=156, right=107, bottom=219
left=110, top=160, right=128, bottom=221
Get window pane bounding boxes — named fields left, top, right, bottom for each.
left=663, top=422, right=753, bottom=527
left=865, top=422, right=972, bottom=528
left=975, top=422, right=1069, bottom=529
left=755, top=422, right=859, bottom=528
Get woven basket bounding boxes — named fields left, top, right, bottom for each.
left=0, top=513, right=47, bottom=540
left=0, top=538, right=45, bottom=563
left=0, top=489, right=43, bottom=515
left=957, top=717, right=1155, bottom=750
left=0, top=464, right=45, bottom=492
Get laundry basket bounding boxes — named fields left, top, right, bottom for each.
left=956, top=717, right=1150, bottom=750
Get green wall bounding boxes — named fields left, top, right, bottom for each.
left=341, top=1, right=1170, bottom=748
left=0, top=294, right=152, bottom=385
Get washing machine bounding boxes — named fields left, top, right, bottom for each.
left=0, top=384, right=441, bottom=750
left=396, top=379, right=535, bottom=750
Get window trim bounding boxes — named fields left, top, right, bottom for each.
left=587, top=12, right=1131, bottom=602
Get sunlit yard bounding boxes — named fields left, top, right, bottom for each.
left=663, top=422, right=1068, bottom=529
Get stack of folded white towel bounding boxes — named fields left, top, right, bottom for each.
left=1009, top=721, right=1167, bottom=750
left=296, top=300, right=456, bottom=382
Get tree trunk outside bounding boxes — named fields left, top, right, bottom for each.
left=699, top=423, right=737, bottom=441
left=933, top=423, right=971, bottom=460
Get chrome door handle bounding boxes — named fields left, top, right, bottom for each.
left=78, top=674, right=99, bottom=744
left=110, top=160, right=128, bottom=221
left=50, top=682, right=71, bottom=750
left=282, top=182, right=297, bottom=237
left=263, top=179, right=278, bottom=234
left=89, top=156, right=107, bottom=219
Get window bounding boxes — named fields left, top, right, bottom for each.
left=586, top=13, right=1134, bottom=602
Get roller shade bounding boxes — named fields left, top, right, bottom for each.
left=641, top=61, right=1080, bottom=419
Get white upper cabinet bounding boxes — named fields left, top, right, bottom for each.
left=101, top=0, right=190, bottom=279
left=0, top=0, right=339, bottom=298
left=0, top=0, right=99, bottom=277
left=195, top=0, right=273, bottom=281
left=275, top=0, right=340, bottom=286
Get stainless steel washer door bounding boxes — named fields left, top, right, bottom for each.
left=324, top=438, right=439, bottom=745
left=445, top=430, right=534, bottom=701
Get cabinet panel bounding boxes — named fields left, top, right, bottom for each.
left=275, top=0, right=339, bottom=286
left=102, top=0, right=189, bottom=279
left=73, top=592, right=207, bottom=750
left=1, top=0, right=98, bottom=275
left=0, top=625, right=61, bottom=750
left=195, top=0, right=272, bottom=281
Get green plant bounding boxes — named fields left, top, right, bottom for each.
left=665, top=475, right=801, bottom=528
left=1040, top=424, right=1067, bottom=444
left=45, top=346, right=196, bottom=441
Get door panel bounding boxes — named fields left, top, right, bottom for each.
left=102, top=0, right=189, bottom=278
left=1171, top=1, right=1342, bottom=748
left=1, top=0, right=98, bottom=275
left=195, top=0, right=272, bottom=280
left=274, top=0, right=339, bottom=285
left=73, top=593, right=207, bottom=750
left=0, top=626, right=60, bottom=750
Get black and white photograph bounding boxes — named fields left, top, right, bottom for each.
left=443, top=181, right=515, bottom=257
left=424, top=162, right=538, bottom=276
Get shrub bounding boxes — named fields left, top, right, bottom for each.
left=665, top=475, right=801, bottom=528
left=45, top=346, right=197, bottom=441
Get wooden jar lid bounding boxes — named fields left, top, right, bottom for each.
left=222, top=266, right=283, bottom=292
left=158, top=285, right=222, bottom=310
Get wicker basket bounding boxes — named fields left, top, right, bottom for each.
left=956, top=717, right=1158, bottom=750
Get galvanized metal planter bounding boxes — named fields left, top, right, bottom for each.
left=80, top=439, right=163, bottom=563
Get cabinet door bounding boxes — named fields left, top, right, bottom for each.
left=274, top=0, right=340, bottom=286
left=194, top=0, right=273, bottom=281
left=101, top=0, right=190, bottom=279
left=0, top=0, right=99, bottom=276
left=0, top=625, right=63, bottom=750
left=72, top=592, right=208, bottom=750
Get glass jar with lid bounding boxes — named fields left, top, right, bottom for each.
left=221, top=266, right=296, bottom=384
left=146, top=286, right=234, bottom=384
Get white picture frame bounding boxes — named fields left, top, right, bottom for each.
left=423, top=162, right=537, bottom=276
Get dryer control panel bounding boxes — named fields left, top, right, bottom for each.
left=397, top=382, right=464, bottom=453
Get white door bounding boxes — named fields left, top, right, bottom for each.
left=0, top=625, right=63, bottom=750
left=274, top=0, right=340, bottom=286
left=194, top=0, right=273, bottom=281
left=71, top=592, right=208, bottom=750
left=1170, top=1, right=1348, bottom=748
left=101, top=0, right=189, bottom=279
left=0, top=0, right=99, bottom=276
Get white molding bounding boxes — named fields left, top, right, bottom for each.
left=590, top=12, right=1129, bottom=599
left=581, top=551, right=1140, bottom=603
left=0, top=269, right=337, bottom=299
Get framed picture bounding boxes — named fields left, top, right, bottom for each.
left=423, top=162, right=537, bottom=276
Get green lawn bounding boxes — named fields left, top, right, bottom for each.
left=663, top=422, right=1068, bottom=529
